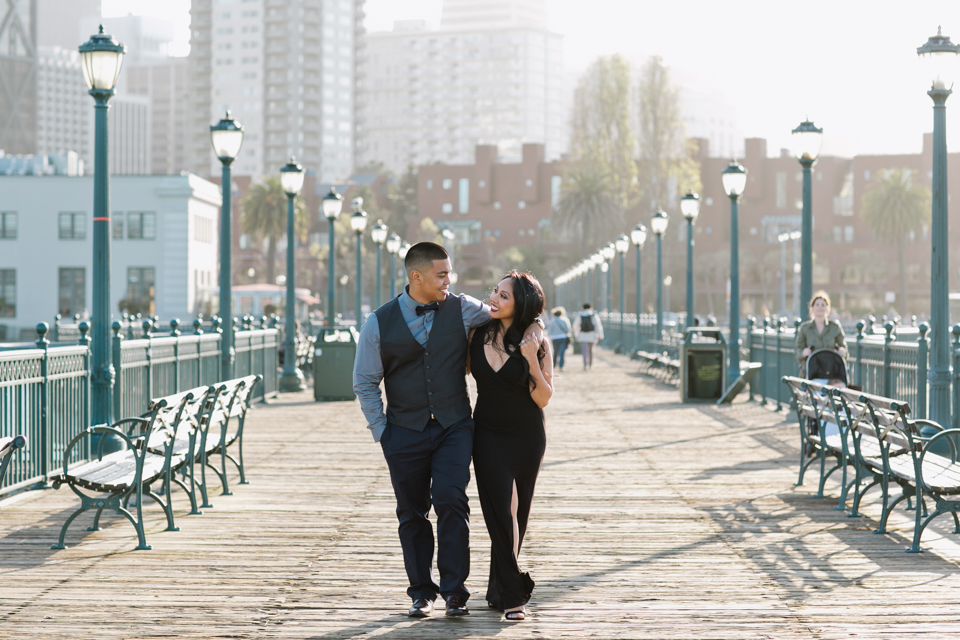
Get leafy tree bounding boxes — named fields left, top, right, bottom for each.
left=552, top=166, right=623, bottom=254
left=240, top=176, right=308, bottom=285
left=860, top=168, right=931, bottom=315
left=570, top=54, right=637, bottom=210
left=636, top=56, right=701, bottom=211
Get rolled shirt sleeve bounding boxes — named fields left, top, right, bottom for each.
left=353, top=313, right=387, bottom=442
left=458, top=292, right=491, bottom=332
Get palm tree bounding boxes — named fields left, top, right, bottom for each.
left=553, top=166, right=623, bottom=255
left=860, top=168, right=931, bottom=315
left=240, top=176, right=308, bottom=285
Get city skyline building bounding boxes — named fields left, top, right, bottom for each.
left=36, top=46, right=90, bottom=165
left=440, top=0, right=549, bottom=29
left=358, top=12, right=566, bottom=175
left=187, top=0, right=362, bottom=182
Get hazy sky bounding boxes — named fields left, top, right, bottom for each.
left=105, top=0, right=960, bottom=159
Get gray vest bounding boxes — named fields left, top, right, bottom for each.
left=378, top=294, right=471, bottom=431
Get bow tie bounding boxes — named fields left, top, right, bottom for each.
left=416, top=302, right=440, bottom=316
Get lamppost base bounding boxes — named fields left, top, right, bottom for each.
left=279, top=368, right=306, bottom=393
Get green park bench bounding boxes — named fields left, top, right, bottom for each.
left=783, top=375, right=960, bottom=553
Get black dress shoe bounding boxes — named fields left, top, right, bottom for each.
left=445, top=595, right=470, bottom=616
left=408, top=598, right=433, bottom=617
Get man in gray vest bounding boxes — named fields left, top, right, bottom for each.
left=353, top=242, right=541, bottom=618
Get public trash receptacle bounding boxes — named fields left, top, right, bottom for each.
left=313, top=327, right=359, bottom=401
left=680, top=327, right=726, bottom=402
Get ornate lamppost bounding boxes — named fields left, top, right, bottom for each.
left=918, top=27, right=959, bottom=427
left=590, top=252, right=603, bottom=309
left=721, top=160, right=748, bottom=384
left=279, top=157, right=305, bottom=392
left=631, top=224, right=647, bottom=350
left=386, top=233, right=401, bottom=299
left=80, top=26, right=125, bottom=424
left=615, top=235, right=629, bottom=347
left=650, top=210, right=669, bottom=338
left=350, top=198, right=368, bottom=327
left=397, top=242, right=411, bottom=295
left=680, top=192, right=701, bottom=329
left=791, top=119, right=823, bottom=319
left=321, top=187, right=343, bottom=327
left=210, top=111, right=244, bottom=380
left=371, top=220, right=388, bottom=309
left=602, top=243, right=616, bottom=313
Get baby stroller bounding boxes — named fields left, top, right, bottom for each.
left=806, top=348, right=849, bottom=388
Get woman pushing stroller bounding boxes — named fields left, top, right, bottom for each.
left=795, top=290, right=849, bottom=387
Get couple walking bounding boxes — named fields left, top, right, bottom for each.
left=353, top=242, right=553, bottom=621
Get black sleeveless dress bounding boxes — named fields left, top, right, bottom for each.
left=470, top=328, right=546, bottom=610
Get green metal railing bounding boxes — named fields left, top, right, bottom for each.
left=746, top=318, right=931, bottom=419
left=1, top=321, right=279, bottom=497
left=597, top=311, right=672, bottom=353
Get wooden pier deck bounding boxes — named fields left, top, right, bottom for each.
left=5, top=349, right=960, bottom=638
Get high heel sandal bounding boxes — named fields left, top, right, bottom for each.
left=504, top=609, right=525, bottom=621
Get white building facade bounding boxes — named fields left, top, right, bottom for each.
left=358, top=3, right=566, bottom=175
left=187, top=0, right=362, bottom=182
left=0, top=173, right=221, bottom=341
left=36, top=46, right=90, bottom=167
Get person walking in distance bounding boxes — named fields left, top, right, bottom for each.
left=353, top=242, right=543, bottom=618
left=546, top=307, right=571, bottom=372
left=573, top=303, right=603, bottom=370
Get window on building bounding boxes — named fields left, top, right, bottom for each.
left=426, top=179, right=433, bottom=189
left=126, top=267, right=156, bottom=316
left=442, top=219, right=482, bottom=245
left=442, top=203, right=453, bottom=214
left=0, top=269, right=13, bottom=317
left=112, top=216, right=123, bottom=239
left=458, top=178, right=469, bottom=213
left=442, top=179, right=452, bottom=189
left=128, top=212, right=156, bottom=240
left=518, top=201, right=526, bottom=210
left=58, top=212, right=86, bottom=240
left=775, top=172, right=787, bottom=209
left=833, top=226, right=843, bottom=243
left=194, top=215, right=215, bottom=244
left=0, top=212, right=16, bottom=239
left=0, top=211, right=17, bottom=239
left=550, top=176, right=562, bottom=209
left=844, top=225, right=854, bottom=243
left=58, top=267, right=85, bottom=316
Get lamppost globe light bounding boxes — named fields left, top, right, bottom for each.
left=791, top=120, right=824, bottom=162
left=371, top=220, right=388, bottom=245
left=600, top=262, right=609, bottom=273
left=442, top=228, right=455, bottom=240
left=321, top=187, right=343, bottom=220
left=398, top=242, right=410, bottom=259
left=778, top=232, right=788, bottom=243
left=615, top=235, right=630, bottom=254
left=210, top=111, right=244, bottom=163
left=651, top=210, right=669, bottom=236
left=631, top=224, right=647, bottom=247
left=721, top=161, right=748, bottom=197
left=790, top=230, right=802, bottom=240
left=591, top=253, right=604, bottom=266
left=918, top=27, right=960, bottom=91
left=664, top=275, right=672, bottom=286
left=350, top=208, right=368, bottom=233
left=247, top=267, right=255, bottom=278
left=79, top=26, right=125, bottom=93
left=680, top=192, right=701, bottom=223
left=340, top=274, right=349, bottom=285
left=386, top=233, right=401, bottom=254
left=279, top=157, right=304, bottom=196
left=602, top=244, right=616, bottom=260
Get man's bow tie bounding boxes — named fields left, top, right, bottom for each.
left=416, top=302, right=440, bottom=316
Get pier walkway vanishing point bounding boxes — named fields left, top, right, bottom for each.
left=5, top=350, right=960, bottom=639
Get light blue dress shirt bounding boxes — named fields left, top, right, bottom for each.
left=353, top=287, right=490, bottom=442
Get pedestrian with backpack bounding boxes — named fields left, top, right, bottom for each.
left=573, top=303, right=603, bottom=370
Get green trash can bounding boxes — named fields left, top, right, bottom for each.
left=680, top=328, right=727, bottom=403
left=313, top=327, right=359, bottom=401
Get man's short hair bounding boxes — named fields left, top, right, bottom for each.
left=405, top=242, right=449, bottom=275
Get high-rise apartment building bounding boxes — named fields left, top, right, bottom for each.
left=36, top=47, right=90, bottom=164
left=187, top=0, right=362, bottom=182
left=358, top=1, right=565, bottom=175
left=0, top=0, right=37, bottom=154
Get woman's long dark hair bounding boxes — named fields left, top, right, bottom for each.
left=478, top=270, right=547, bottom=390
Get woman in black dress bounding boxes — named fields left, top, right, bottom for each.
left=468, top=271, right=554, bottom=621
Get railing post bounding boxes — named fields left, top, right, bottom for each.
left=194, top=316, right=204, bottom=385
left=917, top=323, right=929, bottom=420
left=953, top=325, right=960, bottom=431
left=855, top=320, right=865, bottom=389
left=79, top=322, right=90, bottom=458
left=212, top=316, right=223, bottom=382
left=746, top=317, right=756, bottom=401
left=111, top=321, right=122, bottom=422
left=53, top=314, right=61, bottom=342
left=775, top=317, right=784, bottom=411
left=759, top=317, right=769, bottom=406
left=170, top=318, right=181, bottom=392
left=882, top=321, right=894, bottom=398
left=143, top=319, right=154, bottom=405
left=35, top=323, right=50, bottom=480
